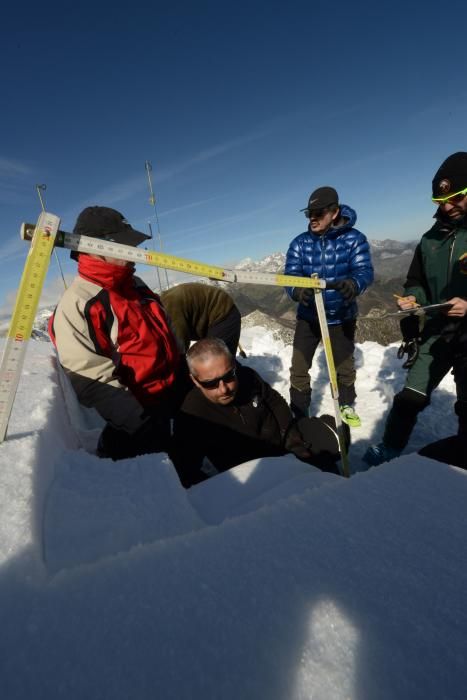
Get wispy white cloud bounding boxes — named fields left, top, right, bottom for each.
left=0, top=156, right=34, bottom=204
left=166, top=196, right=291, bottom=246
left=0, top=271, right=73, bottom=321
left=64, top=118, right=284, bottom=222
left=170, top=226, right=288, bottom=258
left=155, top=196, right=222, bottom=219
left=0, top=157, right=32, bottom=178
left=141, top=122, right=279, bottom=193
left=61, top=174, right=147, bottom=224
left=0, top=235, right=26, bottom=264
left=130, top=196, right=224, bottom=230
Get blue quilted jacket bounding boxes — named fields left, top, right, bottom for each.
left=285, top=205, right=374, bottom=324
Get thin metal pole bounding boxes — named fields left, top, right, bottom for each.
left=148, top=221, right=162, bottom=292
left=36, top=183, right=46, bottom=211
left=145, top=160, right=170, bottom=289
left=35, top=184, right=67, bottom=290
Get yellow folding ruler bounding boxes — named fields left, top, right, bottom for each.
left=20, top=221, right=326, bottom=291
left=313, top=282, right=350, bottom=478
left=0, top=212, right=61, bottom=442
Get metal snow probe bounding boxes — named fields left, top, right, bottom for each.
left=1, top=213, right=349, bottom=478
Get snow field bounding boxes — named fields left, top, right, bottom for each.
left=0, top=333, right=465, bottom=699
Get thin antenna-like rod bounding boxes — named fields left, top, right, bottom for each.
left=145, top=160, right=170, bottom=289
left=148, top=221, right=162, bottom=292
left=35, top=184, right=67, bottom=290
left=36, top=183, right=47, bottom=211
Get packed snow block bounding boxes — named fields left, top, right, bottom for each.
left=4, top=456, right=467, bottom=700
left=188, top=454, right=339, bottom=524
left=0, top=342, right=80, bottom=577
left=43, top=451, right=204, bottom=574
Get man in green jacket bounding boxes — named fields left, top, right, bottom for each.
left=364, top=152, right=467, bottom=467
left=160, top=282, right=241, bottom=356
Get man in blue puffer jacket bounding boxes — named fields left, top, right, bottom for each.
left=285, top=186, right=374, bottom=426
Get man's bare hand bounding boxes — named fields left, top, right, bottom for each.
left=445, top=297, right=467, bottom=317
left=395, top=295, right=419, bottom=311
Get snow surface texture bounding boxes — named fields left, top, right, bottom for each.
left=0, top=331, right=465, bottom=700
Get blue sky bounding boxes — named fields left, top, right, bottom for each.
left=1, top=0, right=467, bottom=311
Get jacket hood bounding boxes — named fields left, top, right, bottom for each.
left=337, top=204, right=357, bottom=229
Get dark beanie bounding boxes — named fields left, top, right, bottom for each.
left=432, top=152, right=467, bottom=199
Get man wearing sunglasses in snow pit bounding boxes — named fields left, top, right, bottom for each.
left=169, top=338, right=346, bottom=487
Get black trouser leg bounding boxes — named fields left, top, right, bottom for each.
left=290, top=319, right=320, bottom=418
left=417, top=346, right=467, bottom=468
left=97, top=416, right=171, bottom=461
left=383, top=387, right=429, bottom=450
left=453, top=348, right=467, bottom=436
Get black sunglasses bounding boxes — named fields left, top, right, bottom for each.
left=196, top=367, right=237, bottom=390
left=306, top=207, right=328, bottom=219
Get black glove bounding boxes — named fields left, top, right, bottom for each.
left=397, top=340, right=419, bottom=369
left=284, top=423, right=313, bottom=460
left=292, top=287, right=314, bottom=307
left=397, top=314, right=420, bottom=369
left=400, top=314, right=420, bottom=342
left=334, top=279, right=358, bottom=302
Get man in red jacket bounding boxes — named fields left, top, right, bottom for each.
left=49, top=206, right=183, bottom=460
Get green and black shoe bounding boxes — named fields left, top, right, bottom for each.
left=340, top=405, right=361, bottom=428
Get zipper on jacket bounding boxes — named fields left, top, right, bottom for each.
left=320, top=236, right=326, bottom=279
left=447, top=231, right=457, bottom=288
left=233, top=406, right=246, bottom=425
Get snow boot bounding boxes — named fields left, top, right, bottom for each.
left=363, top=442, right=401, bottom=467
left=340, top=405, right=361, bottom=428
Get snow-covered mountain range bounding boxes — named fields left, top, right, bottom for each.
left=235, top=240, right=417, bottom=279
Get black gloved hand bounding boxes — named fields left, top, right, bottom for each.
left=292, top=287, right=314, bottom=307
left=397, top=339, right=419, bottom=369
left=284, top=424, right=313, bottom=461
left=398, top=314, right=420, bottom=369
left=334, top=278, right=358, bottom=302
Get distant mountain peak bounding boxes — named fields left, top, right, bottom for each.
left=232, top=240, right=417, bottom=278
left=234, top=252, right=285, bottom=273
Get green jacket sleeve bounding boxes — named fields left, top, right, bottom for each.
left=403, top=244, right=430, bottom=306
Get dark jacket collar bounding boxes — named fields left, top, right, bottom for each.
left=433, top=208, right=467, bottom=234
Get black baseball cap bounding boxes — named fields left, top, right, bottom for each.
left=301, top=186, right=339, bottom=215
left=73, top=206, right=150, bottom=246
